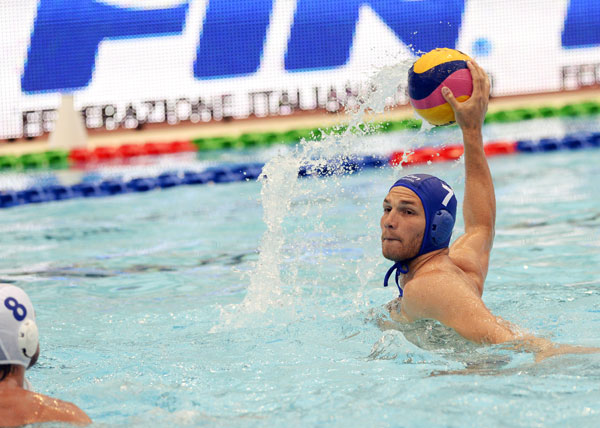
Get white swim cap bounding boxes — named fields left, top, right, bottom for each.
left=0, top=285, right=38, bottom=368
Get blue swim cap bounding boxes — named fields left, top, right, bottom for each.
left=383, top=174, right=457, bottom=296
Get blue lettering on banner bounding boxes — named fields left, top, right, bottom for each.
left=285, top=0, right=465, bottom=72
left=22, top=0, right=466, bottom=91
left=194, top=0, right=274, bottom=79
left=562, top=0, right=600, bottom=48
left=22, top=0, right=190, bottom=93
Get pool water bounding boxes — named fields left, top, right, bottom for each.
left=1, top=123, right=599, bottom=427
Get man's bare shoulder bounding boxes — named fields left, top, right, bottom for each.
left=403, top=268, right=464, bottom=300
left=406, top=256, right=475, bottom=292
left=0, top=388, right=91, bottom=426
left=402, top=261, right=481, bottom=321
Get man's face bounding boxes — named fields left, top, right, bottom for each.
left=381, top=186, right=426, bottom=261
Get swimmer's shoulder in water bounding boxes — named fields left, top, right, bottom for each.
left=0, top=285, right=91, bottom=426
left=0, top=387, right=91, bottom=427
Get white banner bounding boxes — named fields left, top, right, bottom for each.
left=1, top=0, right=600, bottom=139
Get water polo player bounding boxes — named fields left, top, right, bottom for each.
left=0, top=284, right=91, bottom=426
left=381, top=60, right=599, bottom=361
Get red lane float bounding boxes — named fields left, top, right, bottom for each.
left=389, top=141, right=517, bottom=167
left=389, top=151, right=405, bottom=166
left=94, top=146, right=118, bottom=161
left=390, top=147, right=440, bottom=166
left=144, top=142, right=171, bottom=155
left=68, top=139, right=197, bottom=165
left=118, top=144, right=146, bottom=158
left=69, top=148, right=95, bottom=164
left=410, top=147, right=440, bottom=164
left=483, top=141, right=517, bottom=156
left=438, top=145, right=464, bottom=160
left=68, top=138, right=515, bottom=169
left=168, top=140, right=196, bottom=153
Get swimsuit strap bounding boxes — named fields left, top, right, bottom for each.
left=383, top=261, right=408, bottom=297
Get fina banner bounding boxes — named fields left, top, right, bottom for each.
left=1, top=0, right=600, bottom=139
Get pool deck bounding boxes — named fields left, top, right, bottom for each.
left=2, top=88, right=600, bottom=156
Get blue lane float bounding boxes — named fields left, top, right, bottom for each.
left=0, top=192, right=20, bottom=208
left=45, top=184, right=75, bottom=200
left=100, top=179, right=128, bottom=195
left=1, top=131, right=599, bottom=209
left=128, top=177, right=158, bottom=192
left=17, top=187, right=47, bottom=204
left=515, top=131, right=600, bottom=152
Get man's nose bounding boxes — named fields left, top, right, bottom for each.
left=384, top=212, right=397, bottom=229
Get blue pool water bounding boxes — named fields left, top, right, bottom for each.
left=1, top=120, right=600, bottom=427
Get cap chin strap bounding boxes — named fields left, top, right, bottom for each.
left=383, top=261, right=410, bottom=297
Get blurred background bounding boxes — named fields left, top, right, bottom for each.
left=1, top=0, right=599, bottom=151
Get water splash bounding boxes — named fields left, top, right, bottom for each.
left=237, top=152, right=300, bottom=312
left=213, top=57, right=421, bottom=330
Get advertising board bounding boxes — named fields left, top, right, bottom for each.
left=1, top=0, right=599, bottom=139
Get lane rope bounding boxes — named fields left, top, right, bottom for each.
left=1, top=130, right=599, bottom=209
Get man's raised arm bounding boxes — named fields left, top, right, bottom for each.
left=442, top=61, right=495, bottom=292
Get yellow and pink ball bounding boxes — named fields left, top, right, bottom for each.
left=408, top=48, right=473, bottom=126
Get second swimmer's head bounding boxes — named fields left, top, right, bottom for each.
left=0, top=285, right=40, bottom=382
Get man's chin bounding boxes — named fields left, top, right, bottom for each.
left=382, top=245, right=416, bottom=262
left=382, top=249, right=404, bottom=262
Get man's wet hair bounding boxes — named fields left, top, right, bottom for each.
left=0, top=364, right=12, bottom=382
